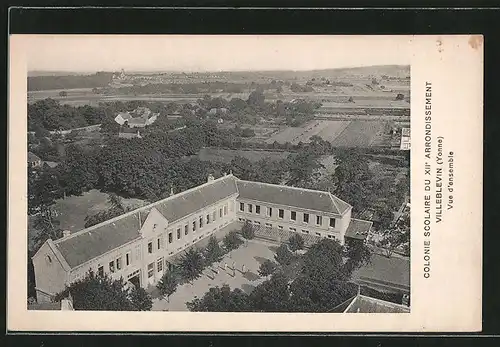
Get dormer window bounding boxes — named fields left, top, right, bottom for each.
left=46, top=255, right=52, bottom=265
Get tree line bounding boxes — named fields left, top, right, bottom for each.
left=28, top=72, right=114, bottom=91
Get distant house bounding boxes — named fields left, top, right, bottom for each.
left=43, top=161, right=59, bottom=170
left=28, top=152, right=42, bottom=168
left=400, top=127, right=411, bottom=150
left=119, top=130, right=142, bottom=139
left=114, top=107, right=158, bottom=128
left=208, top=108, right=228, bottom=116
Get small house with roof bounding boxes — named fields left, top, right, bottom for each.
left=28, top=152, right=42, bottom=168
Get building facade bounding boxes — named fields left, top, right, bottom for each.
left=32, top=174, right=372, bottom=303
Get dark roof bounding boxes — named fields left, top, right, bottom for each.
left=28, top=302, right=62, bottom=311
left=345, top=218, right=373, bottom=240
left=236, top=180, right=351, bottom=216
left=344, top=294, right=410, bottom=313
left=28, top=152, right=41, bottom=162
left=54, top=213, right=142, bottom=268
left=53, top=175, right=238, bottom=268
left=155, top=176, right=238, bottom=222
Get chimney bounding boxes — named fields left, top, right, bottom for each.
left=170, top=187, right=175, bottom=196
left=207, top=174, right=215, bottom=182
left=62, top=230, right=71, bottom=238
left=402, top=293, right=410, bottom=306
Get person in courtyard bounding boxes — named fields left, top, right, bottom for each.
left=241, top=264, right=246, bottom=274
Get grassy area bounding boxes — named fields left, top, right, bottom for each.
left=28, top=189, right=147, bottom=251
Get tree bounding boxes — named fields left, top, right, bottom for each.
left=178, top=248, right=205, bottom=283
left=156, top=270, right=179, bottom=302
left=54, top=271, right=152, bottom=311
left=223, top=231, right=243, bottom=251
left=288, top=234, right=305, bottom=253
left=258, top=259, right=277, bottom=278
left=107, top=192, right=124, bottom=211
left=59, top=91, right=68, bottom=97
left=250, top=272, right=290, bottom=312
left=379, top=230, right=405, bottom=258
left=241, top=221, right=255, bottom=240
left=344, top=238, right=372, bottom=275
left=187, top=285, right=251, bottom=312
left=395, top=93, right=405, bottom=100
left=129, top=286, right=153, bottom=311
left=32, top=206, right=63, bottom=252
left=274, top=244, right=294, bottom=266
left=204, top=236, right=224, bottom=266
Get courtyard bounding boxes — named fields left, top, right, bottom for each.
left=150, top=238, right=278, bottom=311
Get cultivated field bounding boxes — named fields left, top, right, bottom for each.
left=198, top=147, right=291, bottom=163
left=266, top=120, right=389, bottom=148
left=330, top=121, right=387, bottom=147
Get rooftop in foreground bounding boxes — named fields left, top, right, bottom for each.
left=343, top=294, right=410, bottom=313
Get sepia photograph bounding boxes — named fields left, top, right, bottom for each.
left=8, top=34, right=482, bottom=332
left=25, top=35, right=411, bottom=314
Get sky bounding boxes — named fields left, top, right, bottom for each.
left=21, top=35, right=412, bottom=73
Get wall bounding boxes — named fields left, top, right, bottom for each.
left=236, top=198, right=351, bottom=244
left=32, top=241, right=69, bottom=302
left=66, top=194, right=238, bottom=289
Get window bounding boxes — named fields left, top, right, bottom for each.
left=256, top=205, right=261, bottom=214
left=289, top=227, right=296, bottom=232
left=157, top=238, right=161, bottom=250
left=220, top=208, right=223, bottom=218
left=268, top=207, right=273, bottom=217
left=330, top=218, right=336, bottom=228
left=199, top=216, right=203, bottom=228
left=207, top=214, right=210, bottom=224
left=278, top=225, right=284, bottom=230
left=177, top=228, right=181, bottom=240
left=278, top=209, right=284, bottom=219
left=147, top=263, right=154, bottom=278
left=193, top=221, right=197, bottom=232
left=302, top=229, right=309, bottom=234
left=328, top=235, right=335, bottom=239
left=315, top=232, right=321, bottom=237
left=248, top=204, right=253, bottom=213
left=148, top=242, right=153, bottom=254
left=109, top=261, right=115, bottom=273
left=265, top=223, right=272, bottom=228
left=224, top=205, right=228, bottom=215
left=168, top=232, right=173, bottom=243
left=254, top=221, right=260, bottom=225
left=239, top=218, right=244, bottom=222
left=240, top=202, right=244, bottom=211
left=135, top=245, right=141, bottom=261
left=185, top=224, right=189, bottom=235
left=116, top=257, right=122, bottom=270
left=316, top=215, right=322, bottom=225
left=157, top=258, right=163, bottom=272
left=213, top=211, right=217, bottom=221
left=291, top=211, right=296, bottom=221
left=303, top=213, right=309, bottom=223
left=126, top=253, right=131, bottom=266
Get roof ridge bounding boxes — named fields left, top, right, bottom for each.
left=55, top=174, right=236, bottom=244
left=237, top=179, right=331, bottom=196
left=328, top=193, right=352, bottom=215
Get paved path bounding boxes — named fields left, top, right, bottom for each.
left=152, top=239, right=277, bottom=311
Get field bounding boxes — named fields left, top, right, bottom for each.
left=198, top=147, right=291, bottom=163
left=331, top=120, right=387, bottom=147
left=266, top=120, right=389, bottom=148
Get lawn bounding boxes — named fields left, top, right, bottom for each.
left=28, top=189, right=147, bottom=251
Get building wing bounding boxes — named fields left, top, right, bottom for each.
left=235, top=180, right=351, bottom=216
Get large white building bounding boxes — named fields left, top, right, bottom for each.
left=32, top=174, right=372, bottom=303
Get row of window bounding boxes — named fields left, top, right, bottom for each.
left=147, top=203, right=230, bottom=255
left=240, top=218, right=336, bottom=239
left=239, top=202, right=336, bottom=227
